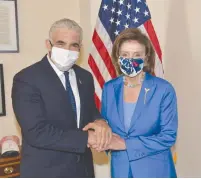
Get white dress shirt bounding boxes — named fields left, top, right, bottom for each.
left=47, top=55, right=81, bottom=128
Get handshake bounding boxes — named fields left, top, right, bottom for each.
left=83, top=119, right=126, bottom=152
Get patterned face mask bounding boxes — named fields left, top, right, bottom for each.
left=119, top=56, right=144, bottom=77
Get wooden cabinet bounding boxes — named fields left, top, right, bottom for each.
left=0, top=156, right=20, bottom=178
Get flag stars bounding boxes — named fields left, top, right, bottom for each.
left=113, top=0, right=117, bottom=3
left=124, top=23, right=129, bottom=29
left=137, top=0, right=142, bottom=2
left=133, top=17, right=139, bottom=23
left=126, top=13, right=130, bottom=19
left=111, top=7, right=115, bottom=13
left=144, top=10, right=149, bottom=16
left=117, top=9, right=122, bottom=16
left=109, top=17, right=114, bottom=24
left=115, top=19, right=121, bottom=26
left=103, top=4, right=108, bottom=11
left=114, top=30, right=119, bottom=36
left=135, top=7, right=140, bottom=13
left=127, top=3, right=131, bottom=9
left=119, top=0, right=124, bottom=5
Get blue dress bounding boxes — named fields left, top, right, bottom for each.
left=124, top=101, right=136, bottom=178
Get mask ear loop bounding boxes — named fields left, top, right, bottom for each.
left=138, top=55, right=146, bottom=84
left=48, top=40, right=54, bottom=57
left=49, top=40, right=53, bottom=47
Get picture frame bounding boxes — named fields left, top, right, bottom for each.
left=0, top=64, right=6, bottom=116
left=0, top=0, right=19, bottom=53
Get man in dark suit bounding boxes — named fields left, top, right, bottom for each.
left=11, top=18, right=112, bottom=178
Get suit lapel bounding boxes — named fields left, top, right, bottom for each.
left=73, top=65, right=84, bottom=128
left=41, top=56, right=70, bottom=102
left=113, top=76, right=125, bottom=131
left=129, top=73, right=157, bottom=132
left=40, top=57, right=77, bottom=127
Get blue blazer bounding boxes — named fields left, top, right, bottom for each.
left=101, top=73, right=178, bottom=178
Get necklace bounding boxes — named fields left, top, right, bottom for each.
left=123, top=73, right=145, bottom=88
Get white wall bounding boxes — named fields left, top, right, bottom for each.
left=0, top=0, right=201, bottom=177
left=163, top=0, right=201, bottom=177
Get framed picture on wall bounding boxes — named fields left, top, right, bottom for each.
left=0, top=64, right=6, bottom=116
left=0, top=0, right=19, bottom=53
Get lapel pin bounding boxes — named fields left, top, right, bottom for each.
left=144, top=88, right=150, bottom=104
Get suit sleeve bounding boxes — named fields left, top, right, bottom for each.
left=126, top=85, right=178, bottom=161
left=101, top=84, right=110, bottom=155
left=12, top=76, right=88, bottom=154
left=101, top=84, right=108, bottom=121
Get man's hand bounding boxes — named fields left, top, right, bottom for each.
left=83, top=119, right=112, bottom=150
left=87, top=130, right=97, bottom=148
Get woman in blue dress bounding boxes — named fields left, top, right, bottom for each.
left=101, top=28, right=178, bottom=178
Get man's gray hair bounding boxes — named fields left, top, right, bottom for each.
left=49, top=18, right=83, bottom=43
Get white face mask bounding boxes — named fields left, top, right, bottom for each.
left=50, top=47, right=79, bottom=71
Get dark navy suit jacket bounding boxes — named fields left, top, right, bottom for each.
left=12, top=55, right=101, bottom=177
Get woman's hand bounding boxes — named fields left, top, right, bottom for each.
left=108, top=133, right=126, bottom=150
left=91, top=133, right=126, bottom=151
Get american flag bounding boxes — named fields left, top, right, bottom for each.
left=88, top=0, right=163, bottom=110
